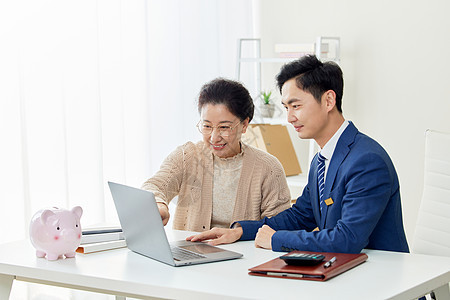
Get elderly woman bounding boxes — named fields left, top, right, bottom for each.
left=142, top=78, right=291, bottom=231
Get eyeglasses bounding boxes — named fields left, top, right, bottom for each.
left=196, top=120, right=242, bottom=137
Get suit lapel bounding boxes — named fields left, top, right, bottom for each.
left=319, top=122, right=358, bottom=228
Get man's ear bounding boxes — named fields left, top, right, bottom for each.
left=324, top=90, right=337, bottom=112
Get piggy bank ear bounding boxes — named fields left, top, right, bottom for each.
left=72, top=206, right=83, bottom=219
left=40, top=210, right=56, bottom=225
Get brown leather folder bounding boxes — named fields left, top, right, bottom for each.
left=248, top=251, right=368, bottom=281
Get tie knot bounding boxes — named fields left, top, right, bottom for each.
left=318, top=152, right=326, bottom=163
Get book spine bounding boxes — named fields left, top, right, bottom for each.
left=76, top=240, right=127, bottom=254
left=274, top=43, right=329, bottom=53
left=81, top=232, right=125, bottom=244
left=82, top=228, right=122, bottom=235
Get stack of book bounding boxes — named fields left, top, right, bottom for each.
left=274, top=43, right=329, bottom=58
left=76, top=224, right=127, bottom=254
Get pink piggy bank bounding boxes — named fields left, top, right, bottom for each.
left=29, top=206, right=83, bottom=260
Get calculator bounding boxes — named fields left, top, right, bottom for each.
left=280, top=252, right=325, bottom=266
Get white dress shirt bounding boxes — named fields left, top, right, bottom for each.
left=319, top=120, right=349, bottom=182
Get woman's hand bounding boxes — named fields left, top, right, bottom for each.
left=186, top=227, right=243, bottom=246
left=157, top=202, right=170, bottom=226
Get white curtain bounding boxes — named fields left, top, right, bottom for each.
left=1, top=0, right=254, bottom=298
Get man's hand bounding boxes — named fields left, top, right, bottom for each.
left=186, top=227, right=243, bottom=246
left=254, top=225, right=275, bottom=249
left=157, top=202, right=170, bottom=226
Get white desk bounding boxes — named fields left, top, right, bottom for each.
left=1, top=229, right=449, bottom=300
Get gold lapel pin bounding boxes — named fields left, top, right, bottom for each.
left=324, top=198, right=334, bottom=206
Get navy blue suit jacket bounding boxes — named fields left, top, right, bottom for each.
left=238, top=122, right=409, bottom=253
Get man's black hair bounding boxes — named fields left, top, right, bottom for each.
left=276, top=55, right=344, bottom=112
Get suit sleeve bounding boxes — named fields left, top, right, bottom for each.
left=271, top=152, right=393, bottom=253
left=238, top=182, right=318, bottom=240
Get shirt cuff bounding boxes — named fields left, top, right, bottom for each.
left=230, top=222, right=241, bottom=229
left=236, top=220, right=265, bottom=240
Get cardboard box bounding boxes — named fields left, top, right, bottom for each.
left=243, top=124, right=302, bottom=176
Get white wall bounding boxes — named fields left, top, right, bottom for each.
left=255, top=0, right=450, bottom=244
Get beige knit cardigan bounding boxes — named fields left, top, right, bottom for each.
left=141, top=141, right=291, bottom=232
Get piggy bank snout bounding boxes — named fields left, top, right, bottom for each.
left=60, top=228, right=79, bottom=240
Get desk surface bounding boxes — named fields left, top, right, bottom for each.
left=1, top=230, right=450, bottom=300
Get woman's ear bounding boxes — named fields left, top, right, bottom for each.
left=241, top=117, right=250, bottom=134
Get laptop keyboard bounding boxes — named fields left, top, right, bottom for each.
left=171, top=246, right=206, bottom=261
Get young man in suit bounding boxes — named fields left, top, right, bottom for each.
left=187, top=55, right=409, bottom=253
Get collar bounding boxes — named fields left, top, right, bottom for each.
left=320, top=120, right=349, bottom=161
left=213, top=141, right=245, bottom=161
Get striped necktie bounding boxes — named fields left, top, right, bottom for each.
left=317, top=152, right=326, bottom=214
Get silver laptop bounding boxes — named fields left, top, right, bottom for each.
left=108, top=181, right=243, bottom=266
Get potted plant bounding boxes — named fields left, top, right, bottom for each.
left=259, top=90, right=275, bottom=118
